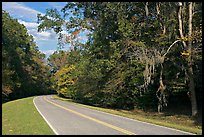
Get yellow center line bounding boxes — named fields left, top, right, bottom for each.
left=43, top=96, right=136, bottom=135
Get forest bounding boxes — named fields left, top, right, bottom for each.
left=2, top=2, right=202, bottom=118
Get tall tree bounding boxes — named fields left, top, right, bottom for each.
left=177, top=2, right=201, bottom=116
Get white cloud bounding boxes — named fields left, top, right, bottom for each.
left=37, top=31, right=57, bottom=41
left=18, top=20, right=38, bottom=29
left=2, top=2, right=43, bottom=22
left=42, top=49, right=56, bottom=57
left=38, top=31, right=51, bottom=38
left=18, top=19, right=58, bottom=41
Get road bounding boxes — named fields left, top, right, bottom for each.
left=33, top=95, right=194, bottom=135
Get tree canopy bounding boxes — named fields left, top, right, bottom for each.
left=2, top=10, right=51, bottom=102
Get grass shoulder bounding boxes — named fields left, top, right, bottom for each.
left=52, top=95, right=202, bottom=135
left=2, top=96, right=55, bottom=135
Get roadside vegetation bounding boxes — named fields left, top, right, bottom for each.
left=37, top=2, right=202, bottom=118
left=2, top=96, right=54, bottom=135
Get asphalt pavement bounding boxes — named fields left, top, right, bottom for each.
left=33, top=95, right=195, bottom=135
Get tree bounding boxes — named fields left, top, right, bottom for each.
left=2, top=10, right=50, bottom=101
left=177, top=2, right=202, bottom=117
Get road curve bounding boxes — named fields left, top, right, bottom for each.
left=33, top=95, right=195, bottom=135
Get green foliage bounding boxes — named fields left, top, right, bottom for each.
left=54, top=64, right=76, bottom=98
left=38, top=2, right=202, bottom=114
left=2, top=10, right=50, bottom=101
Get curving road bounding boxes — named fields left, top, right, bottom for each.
left=33, top=95, right=195, bottom=135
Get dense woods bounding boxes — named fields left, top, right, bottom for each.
left=2, top=2, right=202, bottom=117
left=2, top=10, right=51, bottom=102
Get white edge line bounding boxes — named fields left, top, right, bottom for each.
left=56, top=96, right=196, bottom=135
left=33, top=96, right=59, bottom=135
left=91, top=109, right=196, bottom=135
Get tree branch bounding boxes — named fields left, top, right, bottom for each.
left=162, top=40, right=181, bottom=57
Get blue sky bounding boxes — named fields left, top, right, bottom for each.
left=2, top=2, right=88, bottom=58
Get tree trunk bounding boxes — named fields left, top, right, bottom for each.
left=188, top=63, right=197, bottom=116
left=145, top=2, right=149, bottom=17
left=156, top=2, right=160, bottom=15
left=178, top=2, right=197, bottom=117
left=188, top=2, right=198, bottom=117
left=178, top=2, right=187, bottom=49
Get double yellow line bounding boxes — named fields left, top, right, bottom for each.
left=43, top=96, right=136, bottom=135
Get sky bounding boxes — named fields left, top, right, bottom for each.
left=2, top=2, right=88, bottom=58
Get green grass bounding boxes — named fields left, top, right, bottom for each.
left=52, top=95, right=202, bottom=135
left=2, top=96, right=55, bottom=135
